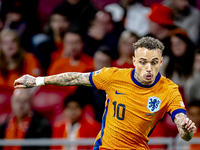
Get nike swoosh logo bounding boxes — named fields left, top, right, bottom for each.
left=115, top=91, right=126, bottom=95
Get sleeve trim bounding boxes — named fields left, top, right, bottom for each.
left=89, top=72, right=97, bottom=90
left=170, top=109, right=186, bottom=121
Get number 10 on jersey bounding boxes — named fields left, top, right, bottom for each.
left=112, top=101, right=126, bottom=120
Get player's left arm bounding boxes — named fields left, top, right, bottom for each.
left=174, top=113, right=196, bottom=141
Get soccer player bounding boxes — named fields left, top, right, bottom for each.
left=14, top=37, right=196, bottom=150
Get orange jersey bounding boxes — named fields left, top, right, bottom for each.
left=89, top=67, right=186, bottom=150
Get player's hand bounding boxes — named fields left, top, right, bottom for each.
left=14, top=74, right=36, bottom=89
left=181, top=118, right=196, bottom=133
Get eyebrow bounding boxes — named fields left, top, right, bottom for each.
left=139, top=58, right=159, bottom=61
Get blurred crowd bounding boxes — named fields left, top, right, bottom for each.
left=0, top=0, right=200, bottom=149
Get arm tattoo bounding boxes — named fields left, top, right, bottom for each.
left=174, top=113, right=193, bottom=141
left=44, top=72, right=92, bottom=86
left=24, top=75, right=36, bottom=88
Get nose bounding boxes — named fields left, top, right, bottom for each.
left=146, top=63, right=152, bottom=72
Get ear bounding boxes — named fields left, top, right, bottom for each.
left=160, top=57, right=163, bottom=67
left=132, top=56, right=136, bottom=66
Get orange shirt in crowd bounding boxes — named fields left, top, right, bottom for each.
left=112, top=60, right=135, bottom=69
left=190, top=128, right=200, bottom=150
left=48, top=54, right=94, bottom=75
left=51, top=117, right=101, bottom=150
left=0, top=53, right=42, bottom=88
left=3, top=113, right=33, bottom=150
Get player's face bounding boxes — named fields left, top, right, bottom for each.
left=133, top=48, right=163, bottom=85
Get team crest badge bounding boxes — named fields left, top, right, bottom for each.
left=147, top=97, right=161, bottom=113
left=95, top=69, right=102, bottom=76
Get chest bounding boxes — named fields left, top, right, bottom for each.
left=105, top=82, right=170, bottom=122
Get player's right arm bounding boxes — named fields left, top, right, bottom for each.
left=14, top=72, right=91, bottom=89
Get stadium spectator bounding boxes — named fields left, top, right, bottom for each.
left=189, top=77, right=200, bottom=103
left=112, top=30, right=139, bottom=68
left=194, top=48, right=200, bottom=74
left=31, top=8, right=70, bottom=73
left=51, top=95, right=101, bottom=150
left=0, top=0, right=41, bottom=51
left=0, top=29, right=42, bottom=88
left=93, top=46, right=113, bottom=122
left=187, top=100, right=200, bottom=149
left=104, top=0, right=150, bottom=37
left=176, top=100, right=200, bottom=150
left=0, top=89, right=52, bottom=150
left=53, top=0, right=97, bottom=35
left=47, top=30, right=94, bottom=94
left=147, top=3, right=177, bottom=56
left=48, top=30, right=94, bottom=75
left=37, top=0, right=63, bottom=29
left=94, top=45, right=113, bottom=71
left=84, top=10, right=124, bottom=58
left=160, top=28, right=196, bottom=101
left=163, top=0, right=200, bottom=45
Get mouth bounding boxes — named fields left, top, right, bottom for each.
left=145, top=74, right=152, bottom=80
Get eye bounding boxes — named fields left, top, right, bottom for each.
left=151, top=61, right=158, bottom=65
left=140, top=61, right=146, bottom=65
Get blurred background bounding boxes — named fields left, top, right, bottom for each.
left=0, top=0, right=200, bottom=149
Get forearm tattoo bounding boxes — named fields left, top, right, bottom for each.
left=44, top=72, right=91, bottom=86
left=174, top=113, right=193, bottom=141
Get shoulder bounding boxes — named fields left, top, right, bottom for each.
left=160, top=75, right=179, bottom=91
left=24, top=53, right=38, bottom=61
left=101, top=67, right=133, bottom=80
left=97, top=67, right=132, bottom=74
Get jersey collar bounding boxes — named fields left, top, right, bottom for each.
left=131, top=69, right=161, bottom=88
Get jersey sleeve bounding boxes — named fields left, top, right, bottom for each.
left=167, top=87, right=186, bottom=121
left=89, top=67, right=118, bottom=90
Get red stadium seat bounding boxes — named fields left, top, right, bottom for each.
left=0, top=85, right=14, bottom=115
left=32, top=85, right=73, bottom=122
left=0, top=113, right=9, bottom=124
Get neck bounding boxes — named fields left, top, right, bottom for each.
left=16, top=116, right=26, bottom=123
left=6, top=58, right=16, bottom=70
left=134, top=71, right=154, bottom=85
left=53, top=32, right=62, bottom=42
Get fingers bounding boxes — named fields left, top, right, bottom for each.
left=182, top=118, right=197, bottom=132
left=181, top=118, right=189, bottom=126
left=187, top=123, right=196, bottom=132
left=14, top=75, right=26, bottom=88
left=14, top=84, right=26, bottom=89
left=14, top=78, right=23, bottom=87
